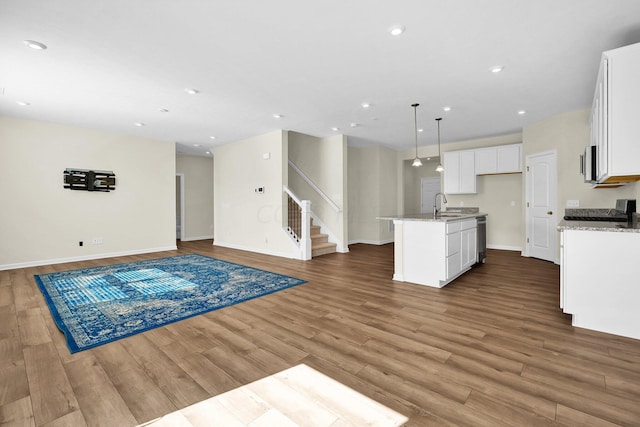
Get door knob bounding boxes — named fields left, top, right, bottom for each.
left=547, top=211, right=553, bottom=215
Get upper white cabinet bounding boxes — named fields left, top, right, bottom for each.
left=443, top=150, right=476, bottom=194
left=444, top=143, right=522, bottom=194
left=592, top=42, right=640, bottom=183
left=475, top=144, right=522, bottom=175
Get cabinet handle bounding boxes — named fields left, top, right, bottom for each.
left=547, top=211, right=553, bottom=215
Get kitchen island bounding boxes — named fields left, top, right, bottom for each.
left=558, top=218, right=640, bottom=340
left=378, top=212, right=487, bottom=288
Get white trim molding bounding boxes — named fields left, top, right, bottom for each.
left=213, top=241, right=300, bottom=260
left=0, top=246, right=178, bottom=271
left=181, top=235, right=214, bottom=242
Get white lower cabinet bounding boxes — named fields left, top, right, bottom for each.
left=399, top=218, right=477, bottom=288
left=461, top=222, right=478, bottom=269
left=560, top=229, right=640, bottom=340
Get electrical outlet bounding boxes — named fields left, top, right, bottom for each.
left=92, top=237, right=99, bottom=245
left=566, top=199, right=580, bottom=208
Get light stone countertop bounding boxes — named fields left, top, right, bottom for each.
left=377, top=213, right=487, bottom=222
left=557, top=220, right=640, bottom=233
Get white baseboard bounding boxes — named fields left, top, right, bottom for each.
left=487, top=244, right=522, bottom=252
left=181, top=235, right=214, bottom=242
left=213, top=241, right=300, bottom=260
left=0, top=245, right=178, bottom=271
left=348, top=239, right=394, bottom=246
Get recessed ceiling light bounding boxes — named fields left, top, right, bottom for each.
left=193, top=143, right=201, bottom=147
left=331, top=127, right=339, bottom=131
left=418, top=128, right=424, bottom=133
left=518, top=110, right=526, bottom=115
left=184, top=88, right=200, bottom=95
left=205, top=151, right=211, bottom=155
left=16, top=101, right=30, bottom=106
left=490, top=65, right=504, bottom=73
left=350, top=123, right=359, bottom=127
left=443, top=106, right=452, bottom=112
left=159, top=108, right=169, bottom=113
left=273, top=114, right=283, bottom=119
left=426, top=157, right=431, bottom=161
left=23, top=40, right=47, bottom=50
left=209, top=136, right=216, bottom=140
left=134, top=122, right=145, bottom=127
left=388, top=25, right=405, bottom=36
left=361, top=102, right=371, bottom=108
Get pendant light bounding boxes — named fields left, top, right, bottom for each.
left=411, top=103, right=422, bottom=167
left=435, top=117, right=444, bottom=172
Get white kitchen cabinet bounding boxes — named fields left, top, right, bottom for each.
left=396, top=217, right=478, bottom=288
left=443, top=150, right=476, bottom=194
left=460, top=220, right=478, bottom=269
left=591, top=42, right=640, bottom=183
left=560, top=228, right=640, bottom=340
left=475, top=144, right=522, bottom=175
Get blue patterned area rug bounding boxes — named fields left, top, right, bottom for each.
left=34, top=254, right=306, bottom=353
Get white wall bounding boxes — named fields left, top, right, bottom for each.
left=348, top=145, right=397, bottom=244
left=0, top=116, right=176, bottom=269
left=213, top=130, right=298, bottom=258
left=288, top=131, right=348, bottom=251
left=176, top=154, right=214, bottom=241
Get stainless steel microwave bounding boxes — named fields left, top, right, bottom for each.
left=580, top=145, right=597, bottom=183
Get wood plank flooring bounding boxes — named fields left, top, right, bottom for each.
left=1, top=241, right=640, bottom=426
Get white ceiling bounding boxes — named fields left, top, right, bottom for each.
left=2, top=1, right=640, bottom=156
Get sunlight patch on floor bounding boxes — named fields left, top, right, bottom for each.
left=138, top=364, right=408, bottom=426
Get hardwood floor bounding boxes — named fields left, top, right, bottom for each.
left=1, top=242, right=639, bottom=426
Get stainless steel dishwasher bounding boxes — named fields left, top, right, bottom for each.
left=476, top=216, right=487, bottom=263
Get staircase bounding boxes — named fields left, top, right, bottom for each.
left=311, top=219, right=336, bottom=257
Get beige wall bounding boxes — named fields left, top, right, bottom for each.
left=213, top=130, right=298, bottom=258
left=348, top=145, right=397, bottom=244
left=398, top=133, right=524, bottom=250
left=522, top=109, right=639, bottom=253
left=288, top=132, right=348, bottom=250
left=403, top=157, right=441, bottom=214
left=0, top=116, right=176, bottom=269
left=176, top=154, right=214, bottom=241
left=523, top=109, right=639, bottom=210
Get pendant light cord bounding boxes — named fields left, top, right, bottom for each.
left=437, top=117, right=441, bottom=158
left=412, top=103, right=419, bottom=157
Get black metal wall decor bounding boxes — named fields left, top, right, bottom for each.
left=63, top=168, right=116, bottom=192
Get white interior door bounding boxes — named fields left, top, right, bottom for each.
left=525, top=151, right=557, bottom=262
left=421, top=177, right=441, bottom=214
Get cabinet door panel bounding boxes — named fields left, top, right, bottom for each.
left=443, top=152, right=460, bottom=194
left=458, top=151, right=476, bottom=193
left=446, top=232, right=461, bottom=256
left=496, top=145, right=521, bottom=173
left=446, top=252, right=461, bottom=279
left=475, top=147, right=497, bottom=175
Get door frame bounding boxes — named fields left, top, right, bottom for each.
left=176, top=173, right=185, bottom=240
left=524, top=150, right=558, bottom=263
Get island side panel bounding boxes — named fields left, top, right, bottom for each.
left=392, top=220, right=404, bottom=281
left=402, top=220, right=446, bottom=287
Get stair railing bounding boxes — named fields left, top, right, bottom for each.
left=283, top=186, right=312, bottom=260
left=288, top=160, right=341, bottom=212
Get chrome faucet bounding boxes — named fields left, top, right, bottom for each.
left=433, top=192, right=448, bottom=217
